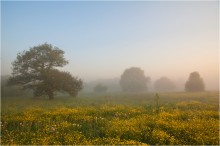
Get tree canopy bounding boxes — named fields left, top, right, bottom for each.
left=185, top=71, right=205, bottom=92
left=8, top=43, right=83, bottom=99
left=120, top=67, right=150, bottom=92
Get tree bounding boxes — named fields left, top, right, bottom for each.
left=1, top=75, right=32, bottom=97
left=93, top=84, right=108, bottom=93
left=8, top=43, right=83, bottom=100
left=185, top=71, right=205, bottom=92
left=154, top=77, right=176, bottom=92
left=120, top=67, right=150, bottom=92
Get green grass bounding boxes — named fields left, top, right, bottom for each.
left=1, top=91, right=219, bottom=145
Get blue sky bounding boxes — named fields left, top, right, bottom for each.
left=1, top=1, right=219, bottom=89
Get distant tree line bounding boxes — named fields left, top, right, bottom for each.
left=5, top=43, right=206, bottom=100
left=154, top=77, right=176, bottom=92
left=93, top=84, right=108, bottom=93
left=119, top=67, right=205, bottom=92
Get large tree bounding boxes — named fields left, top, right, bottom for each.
left=8, top=43, right=83, bottom=99
left=185, top=71, right=205, bottom=92
left=120, top=67, right=150, bottom=92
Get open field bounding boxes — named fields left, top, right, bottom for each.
left=1, top=91, right=219, bottom=145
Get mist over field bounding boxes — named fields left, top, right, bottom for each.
left=1, top=1, right=219, bottom=145
left=1, top=1, right=219, bottom=91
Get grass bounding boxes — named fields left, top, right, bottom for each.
left=1, top=91, right=219, bottom=145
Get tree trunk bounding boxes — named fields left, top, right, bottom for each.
left=48, top=91, right=54, bottom=100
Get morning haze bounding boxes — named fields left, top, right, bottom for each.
left=1, top=1, right=219, bottom=90
left=1, top=1, right=219, bottom=145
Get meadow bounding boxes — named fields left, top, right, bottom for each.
left=1, top=91, right=219, bottom=145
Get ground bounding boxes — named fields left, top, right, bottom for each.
left=1, top=91, right=219, bottom=145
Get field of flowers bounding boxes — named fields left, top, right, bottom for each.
left=1, top=92, right=219, bottom=145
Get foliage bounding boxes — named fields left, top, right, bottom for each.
left=120, top=67, right=150, bottom=92
left=185, top=72, right=205, bottom=92
left=1, top=92, right=219, bottom=145
left=154, top=77, right=176, bottom=92
left=1, top=76, right=32, bottom=97
left=7, top=43, right=83, bottom=99
left=32, top=69, right=83, bottom=98
left=93, top=84, right=108, bottom=93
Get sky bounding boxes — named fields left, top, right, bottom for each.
left=1, top=1, right=219, bottom=90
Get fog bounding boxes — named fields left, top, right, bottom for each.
left=81, top=72, right=218, bottom=93
left=1, top=1, right=219, bottom=91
